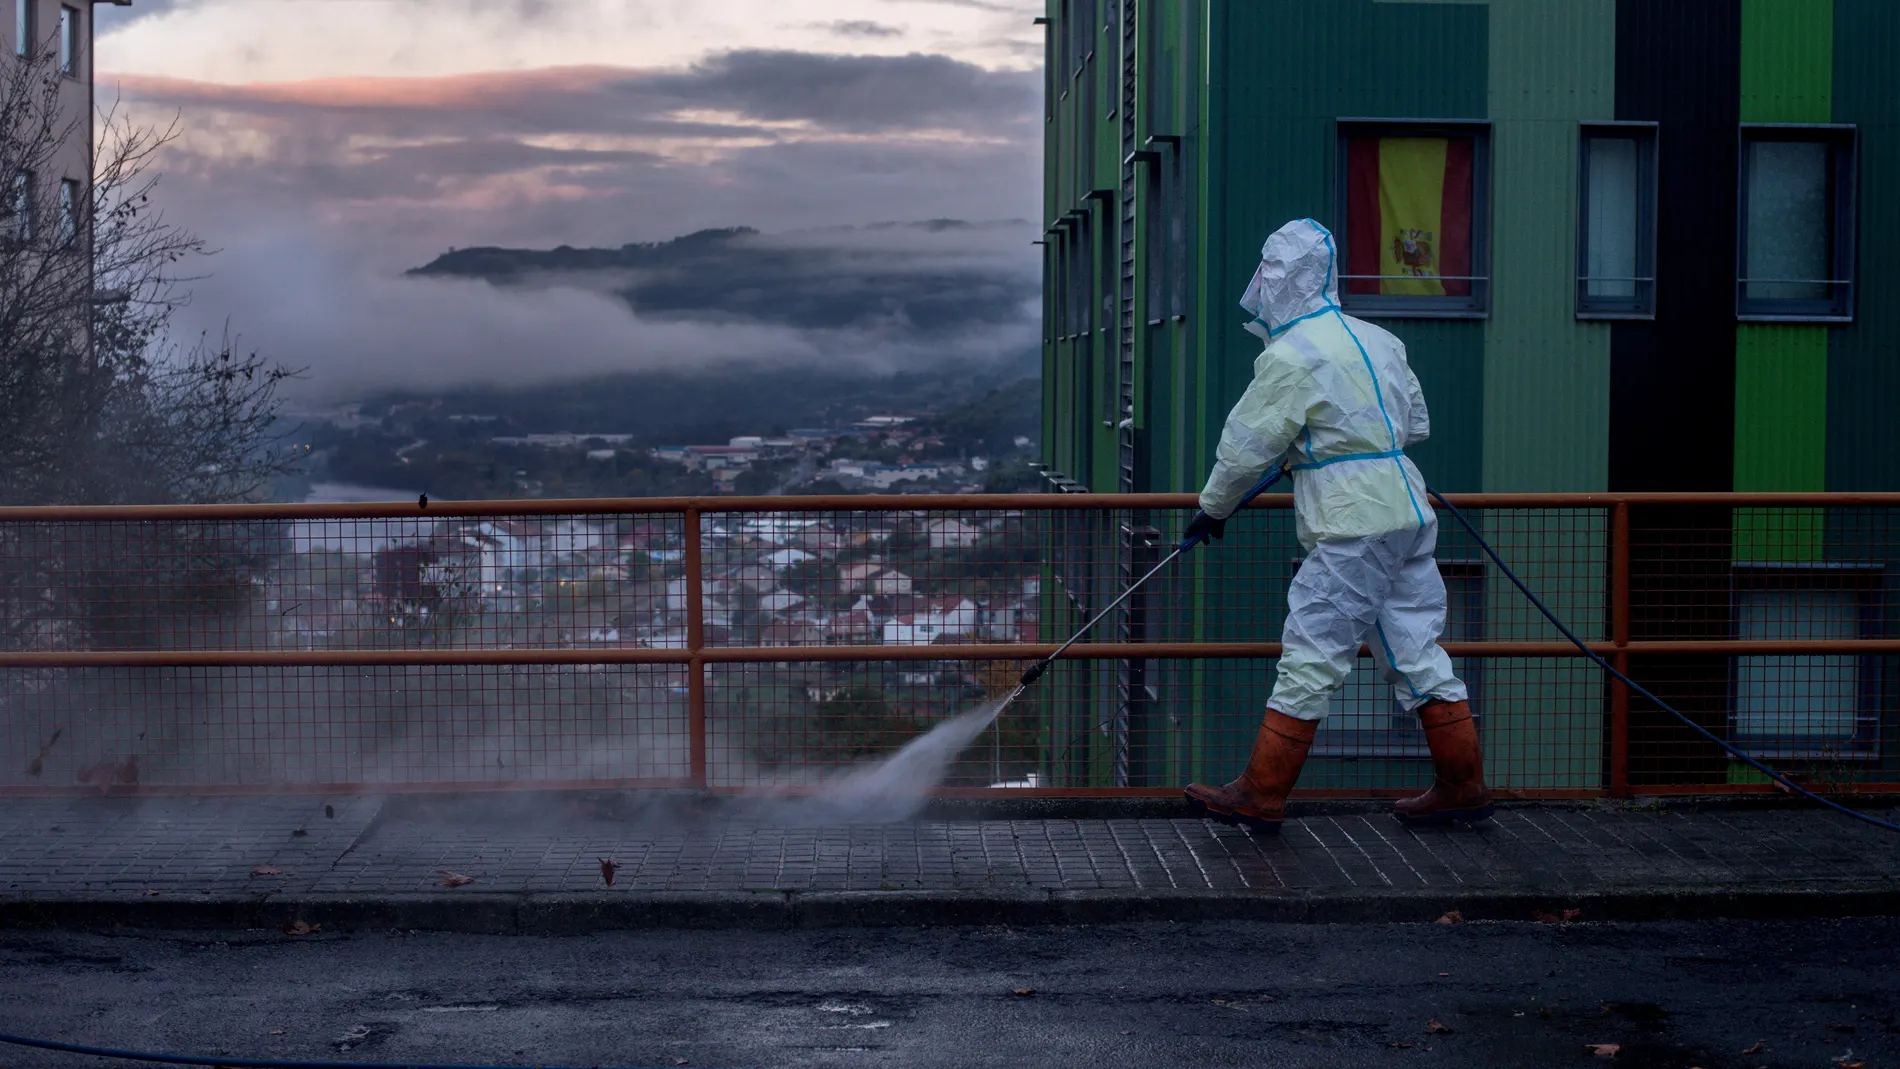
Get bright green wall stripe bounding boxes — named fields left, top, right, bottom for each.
left=1733, top=326, right=1829, bottom=491
left=1741, top=0, right=1834, bottom=122
left=1735, top=0, right=1832, bottom=568
left=1481, top=0, right=1615, bottom=493
left=1733, top=328, right=1827, bottom=562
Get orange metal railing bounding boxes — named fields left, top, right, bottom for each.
left=1, top=492, right=1896, bottom=798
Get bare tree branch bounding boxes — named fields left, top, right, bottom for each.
left=0, top=43, right=301, bottom=506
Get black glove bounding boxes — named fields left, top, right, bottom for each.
left=1182, top=511, right=1226, bottom=545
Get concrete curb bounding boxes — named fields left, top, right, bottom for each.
left=3, top=882, right=1896, bottom=934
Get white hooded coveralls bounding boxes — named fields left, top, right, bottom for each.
left=1200, top=219, right=1467, bottom=722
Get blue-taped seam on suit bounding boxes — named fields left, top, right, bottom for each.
left=1209, top=217, right=1467, bottom=723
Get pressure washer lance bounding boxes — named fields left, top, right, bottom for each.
left=1011, top=467, right=1287, bottom=700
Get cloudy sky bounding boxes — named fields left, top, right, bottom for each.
left=93, top=0, right=1045, bottom=399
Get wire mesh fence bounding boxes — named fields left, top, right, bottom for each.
left=0, top=494, right=1894, bottom=795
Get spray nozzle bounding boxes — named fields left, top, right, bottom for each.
left=1019, top=660, right=1050, bottom=687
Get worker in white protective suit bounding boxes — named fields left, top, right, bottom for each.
left=1180, top=218, right=1492, bottom=831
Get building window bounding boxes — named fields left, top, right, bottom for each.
left=1336, top=120, right=1491, bottom=318
left=1312, top=561, right=1484, bottom=757
left=1097, top=202, right=1117, bottom=427
left=58, top=3, right=75, bottom=75
left=56, top=177, right=77, bottom=247
left=1041, top=19, right=1053, bottom=122
left=1737, top=124, right=1856, bottom=321
left=15, top=0, right=30, bottom=57
left=1576, top=122, right=1658, bottom=319
left=1730, top=564, right=1880, bottom=760
left=1065, top=214, right=1091, bottom=339
left=10, top=170, right=32, bottom=242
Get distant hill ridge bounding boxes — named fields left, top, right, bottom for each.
left=403, top=220, right=1035, bottom=335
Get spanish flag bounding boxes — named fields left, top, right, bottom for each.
left=1345, top=135, right=1473, bottom=297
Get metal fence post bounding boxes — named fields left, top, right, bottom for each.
left=685, top=504, right=707, bottom=789
left=1610, top=500, right=1631, bottom=798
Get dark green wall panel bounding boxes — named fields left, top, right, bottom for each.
left=1828, top=0, right=1900, bottom=491
left=1202, top=0, right=1489, bottom=493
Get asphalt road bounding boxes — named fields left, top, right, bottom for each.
left=0, top=918, right=1895, bottom=1069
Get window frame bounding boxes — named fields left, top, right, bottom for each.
left=1334, top=118, right=1493, bottom=320
left=57, top=176, right=78, bottom=248
left=1727, top=562, right=1884, bottom=762
left=10, top=169, right=33, bottom=242
left=1575, top=121, right=1659, bottom=321
left=1735, top=122, right=1857, bottom=323
left=57, top=3, right=76, bottom=76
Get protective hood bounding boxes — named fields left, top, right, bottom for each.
left=1239, top=218, right=1341, bottom=340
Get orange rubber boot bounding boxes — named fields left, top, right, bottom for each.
left=1183, top=709, right=1317, bottom=832
left=1392, top=699, right=1494, bottom=825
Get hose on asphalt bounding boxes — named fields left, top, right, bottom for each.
left=0, top=1029, right=687, bottom=1069
left=1426, top=486, right=1900, bottom=836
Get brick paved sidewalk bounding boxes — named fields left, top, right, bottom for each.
left=0, top=794, right=1895, bottom=931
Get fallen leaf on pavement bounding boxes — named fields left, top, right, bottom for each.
left=1563, top=908, right=1583, bottom=922
left=673, top=1060, right=688, bottom=1067
left=75, top=755, right=139, bottom=792
left=1011, top=988, right=1034, bottom=997
left=1740, top=1041, right=1764, bottom=1055
left=600, top=858, right=619, bottom=887
left=250, top=867, right=283, bottom=877
left=1390, top=1041, right=1414, bottom=1049
left=1425, top=1020, right=1451, bottom=1035
left=1533, top=910, right=1559, bottom=923
left=27, top=730, right=64, bottom=777
left=1838, top=1059, right=1864, bottom=1069
left=142, top=890, right=160, bottom=897
left=1826, top=1023, right=1855, bottom=1033
left=268, top=1029, right=284, bottom=1036
left=282, top=921, right=319, bottom=936
left=1584, top=1042, right=1620, bottom=1058
left=1436, top=910, right=1464, bottom=925
left=324, top=805, right=335, bottom=819
left=1437, top=971, right=1450, bottom=978
left=437, top=870, right=475, bottom=887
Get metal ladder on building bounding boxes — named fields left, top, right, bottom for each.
left=1111, top=0, right=1147, bottom=788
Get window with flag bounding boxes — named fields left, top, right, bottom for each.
left=1730, top=564, right=1880, bottom=761
left=1336, top=121, right=1490, bottom=317
left=1577, top=122, right=1659, bottom=319
left=1737, top=124, right=1856, bottom=322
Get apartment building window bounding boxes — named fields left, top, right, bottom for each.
left=1730, top=564, right=1880, bottom=760
left=1576, top=122, right=1658, bottom=319
left=1064, top=214, right=1091, bottom=339
left=1098, top=203, right=1117, bottom=427
left=1336, top=120, right=1490, bottom=317
left=15, top=0, right=30, bottom=56
left=10, top=170, right=32, bottom=241
left=1313, top=561, right=1483, bottom=757
left=58, top=4, right=75, bottom=75
left=1737, top=124, right=1856, bottom=321
left=56, top=177, right=77, bottom=247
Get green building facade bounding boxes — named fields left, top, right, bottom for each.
left=1037, top=0, right=1900, bottom=792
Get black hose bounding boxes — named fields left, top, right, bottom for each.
left=1426, top=487, right=1900, bottom=835
left=0, top=1028, right=685, bottom=1069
